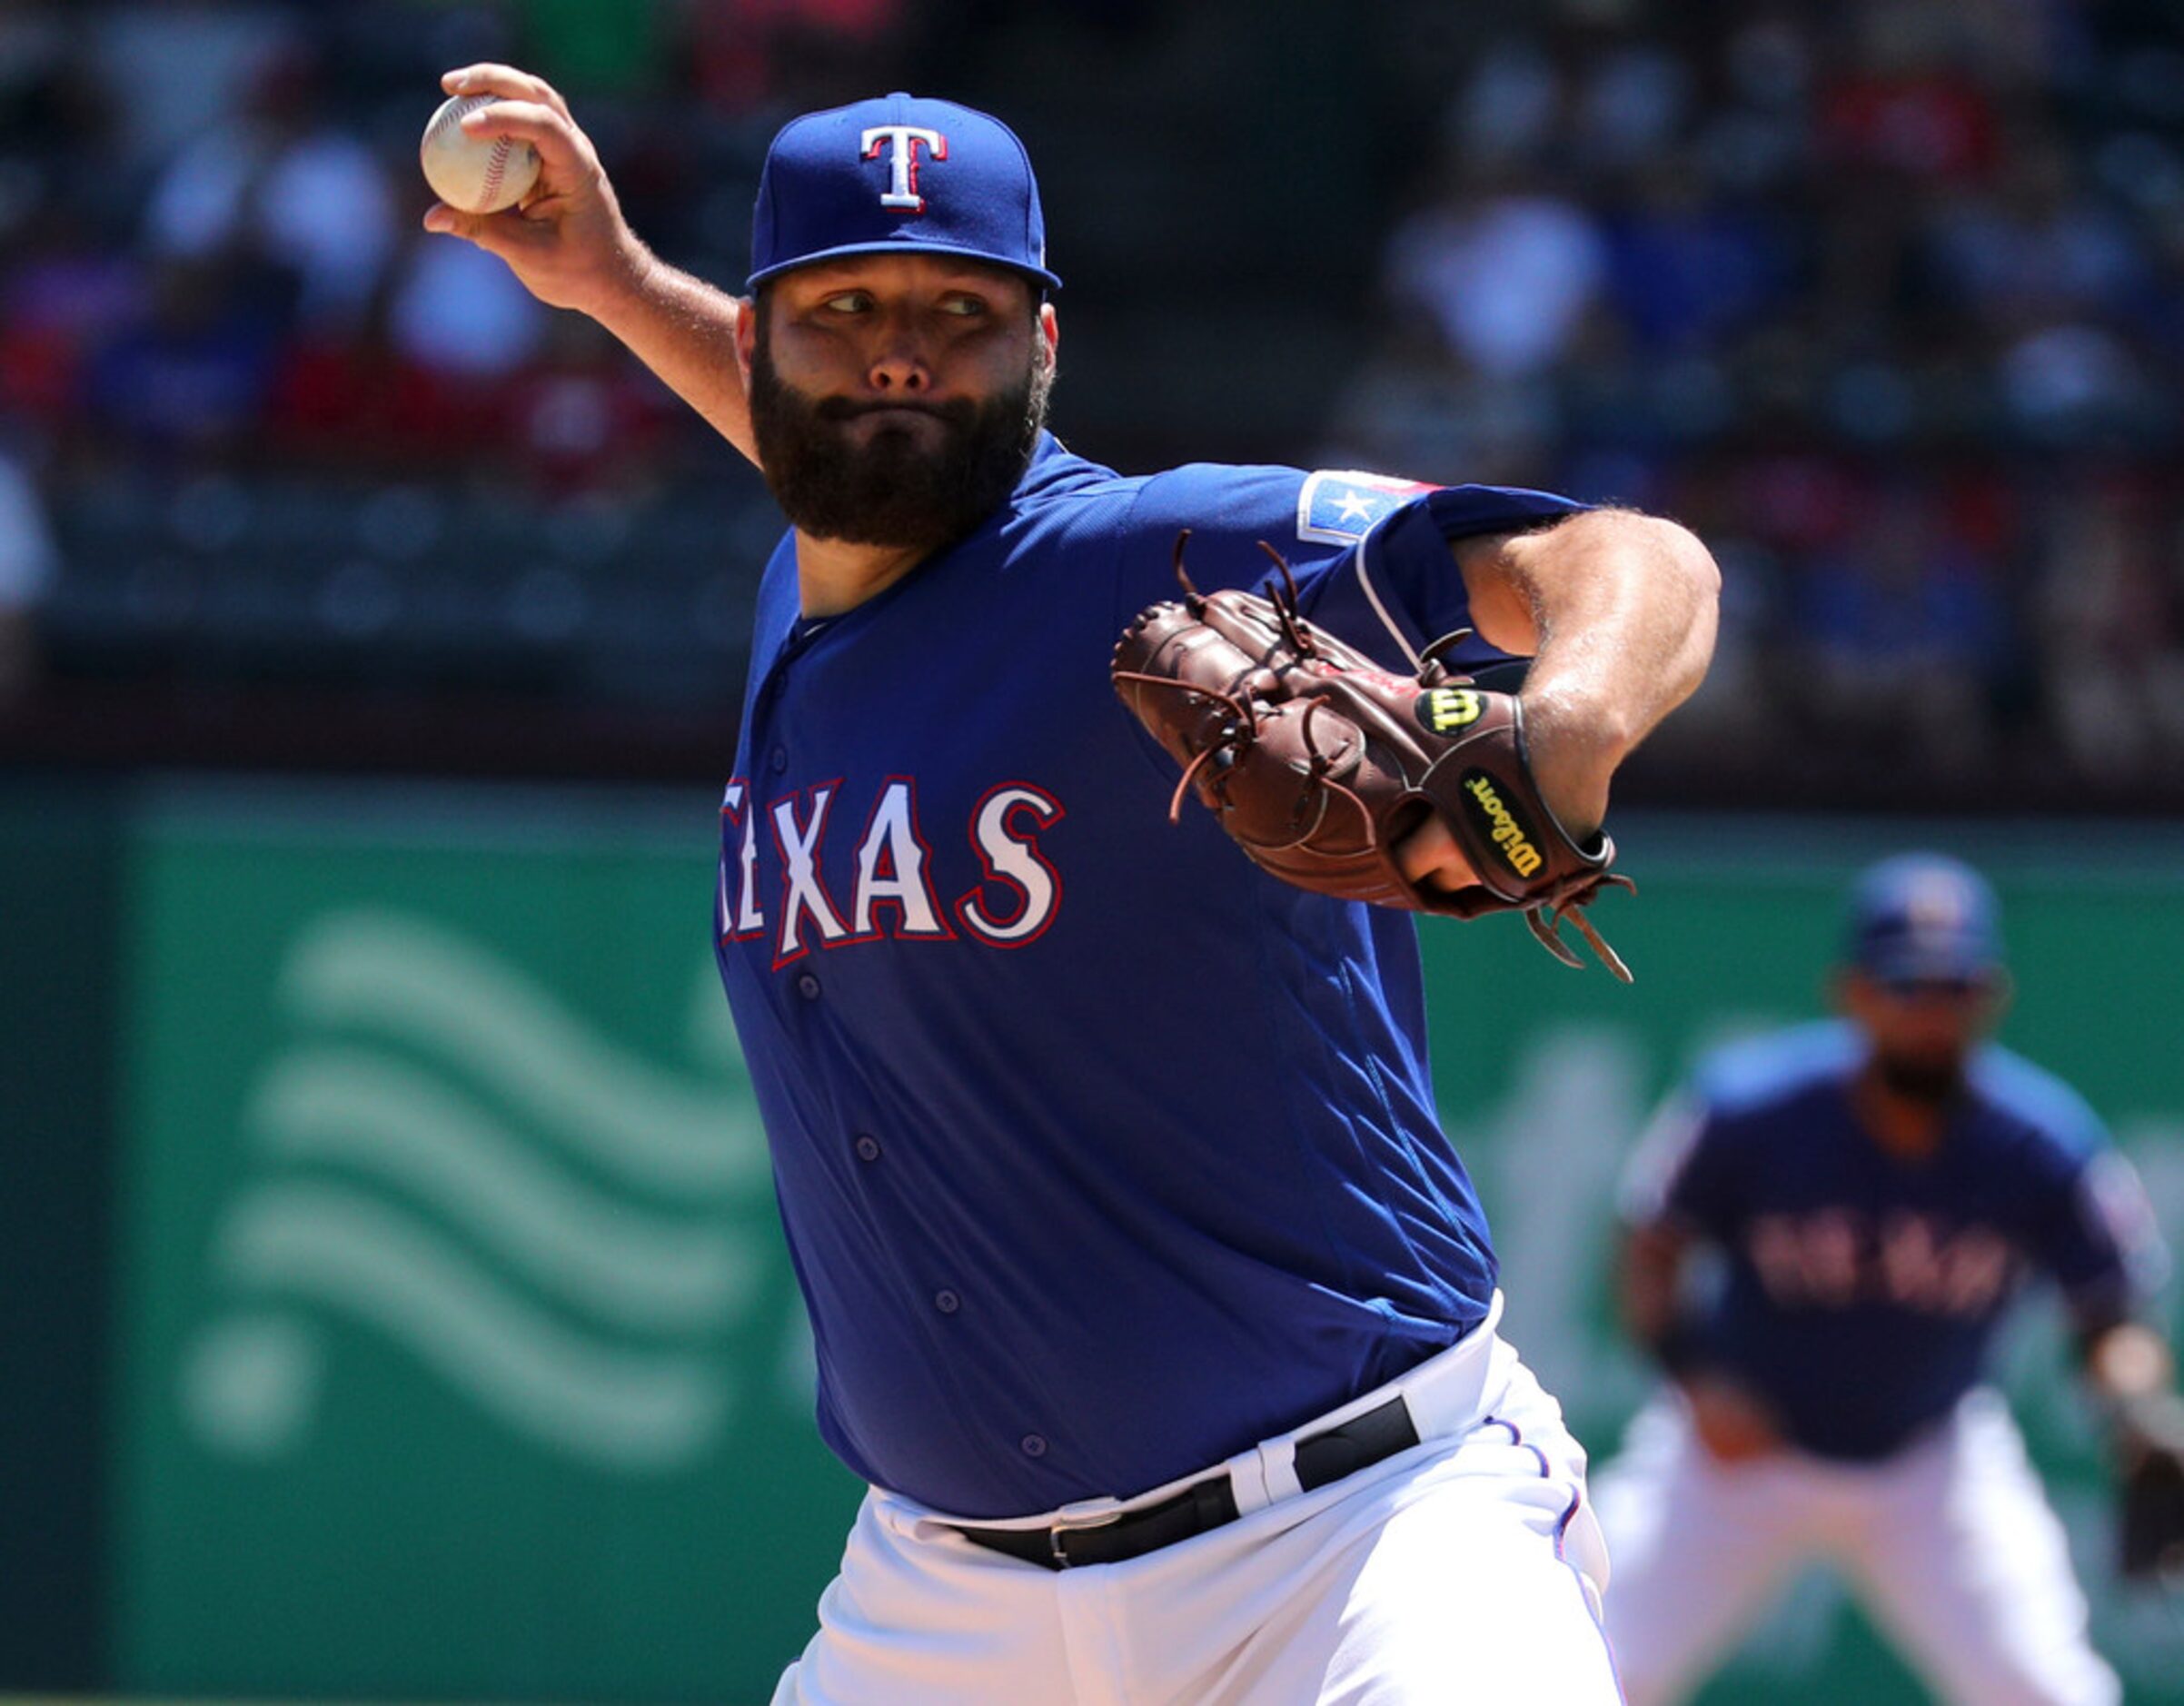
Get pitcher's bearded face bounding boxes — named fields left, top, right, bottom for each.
left=746, top=262, right=1054, bottom=553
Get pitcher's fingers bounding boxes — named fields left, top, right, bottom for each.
left=1393, top=818, right=1446, bottom=885
left=442, top=64, right=573, bottom=121
left=1395, top=817, right=1481, bottom=893
left=457, top=98, right=589, bottom=176
left=422, top=200, right=490, bottom=243
left=421, top=199, right=542, bottom=254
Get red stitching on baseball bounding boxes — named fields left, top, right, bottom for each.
left=482, top=136, right=510, bottom=204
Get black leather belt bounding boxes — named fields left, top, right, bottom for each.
left=953, top=1394, right=1422, bottom=1570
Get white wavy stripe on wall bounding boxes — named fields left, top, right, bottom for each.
left=219, top=1182, right=730, bottom=1468
left=252, top=1048, right=759, bottom=1333
left=279, top=910, right=765, bottom=1195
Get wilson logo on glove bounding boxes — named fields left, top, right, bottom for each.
left=1421, top=688, right=1484, bottom=733
left=1111, top=531, right=1635, bottom=978
left=1458, top=772, right=1544, bottom=878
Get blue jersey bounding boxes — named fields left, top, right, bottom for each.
left=714, top=434, right=1584, bottom=1517
left=1624, top=1020, right=2166, bottom=1461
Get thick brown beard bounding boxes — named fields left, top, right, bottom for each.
left=747, top=316, right=1052, bottom=553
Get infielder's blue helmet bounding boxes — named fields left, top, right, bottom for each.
left=748, top=93, right=1061, bottom=293
left=1844, top=853, right=2004, bottom=985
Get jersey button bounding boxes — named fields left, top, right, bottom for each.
left=769, top=746, right=788, bottom=773
left=854, top=1135, right=881, bottom=1162
left=1020, top=1433, right=1047, bottom=1458
left=796, top=973, right=820, bottom=1000
left=934, top=1289, right=960, bottom=1314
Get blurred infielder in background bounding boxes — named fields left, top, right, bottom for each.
left=424, top=63, right=1722, bottom=1704
left=1595, top=852, right=2184, bottom=1706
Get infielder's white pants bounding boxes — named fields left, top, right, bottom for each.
left=1592, top=1385, right=2119, bottom=1706
left=772, top=1308, right=1618, bottom=1704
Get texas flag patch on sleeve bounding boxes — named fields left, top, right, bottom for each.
left=1296, top=470, right=1438, bottom=545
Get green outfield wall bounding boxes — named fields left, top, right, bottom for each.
left=5, top=780, right=2178, bottom=1702
left=110, top=783, right=860, bottom=1706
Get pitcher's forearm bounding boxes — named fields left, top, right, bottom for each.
left=586, top=249, right=759, bottom=466
left=1457, top=511, right=1720, bottom=836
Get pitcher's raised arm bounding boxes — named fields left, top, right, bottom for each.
left=422, top=64, right=757, bottom=466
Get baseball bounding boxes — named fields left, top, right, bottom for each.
left=420, top=94, right=540, bottom=214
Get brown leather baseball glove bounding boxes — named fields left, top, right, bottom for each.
left=1112, top=533, right=1634, bottom=978
left=2118, top=1390, right=2184, bottom=1582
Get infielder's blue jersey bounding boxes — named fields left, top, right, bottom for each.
left=715, top=434, right=1583, bottom=1517
left=1625, top=1021, right=2167, bottom=1461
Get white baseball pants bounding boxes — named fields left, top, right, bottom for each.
left=1592, top=1385, right=2119, bottom=1706
left=771, top=1310, right=1618, bottom=1704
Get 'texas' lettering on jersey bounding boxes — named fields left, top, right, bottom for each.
left=718, top=776, right=1064, bottom=967
left=1744, top=1209, right=2016, bottom=1318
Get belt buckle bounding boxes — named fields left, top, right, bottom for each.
left=1045, top=1498, right=1124, bottom=1570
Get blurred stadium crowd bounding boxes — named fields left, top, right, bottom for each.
left=0, top=0, right=2180, bottom=808
left=1337, top=0, right=2184, bottom=810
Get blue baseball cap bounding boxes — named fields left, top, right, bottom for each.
left=747, top=93, right=1061, bottom=293
left=1843, top=853, right=2005, bottom=985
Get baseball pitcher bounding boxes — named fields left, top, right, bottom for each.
left=427, top=67, right=1721, bottom=1704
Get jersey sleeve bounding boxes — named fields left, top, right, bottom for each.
left=1113, top=464, right=1589, bottom=675
left=1298, top=485, right=1593, bottom=675
left=1991, top=1054, right=2172, bottom=1324
left=1617, top=1087, right=1736, bottom=1240
left=2042, top=1147, right=2170, bottom=1327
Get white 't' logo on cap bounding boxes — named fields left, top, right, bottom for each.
left=861, top=125, right=947, bottom=212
